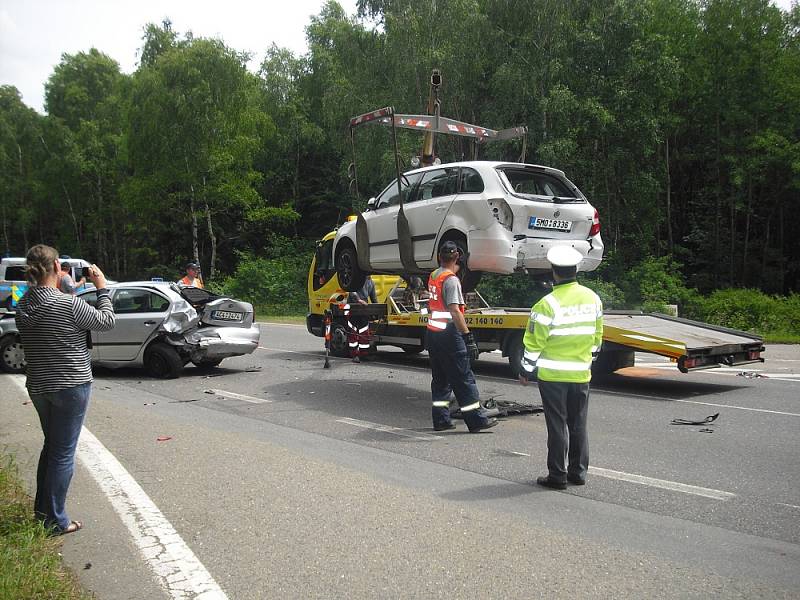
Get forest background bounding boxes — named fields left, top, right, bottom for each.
left=1, top=0, right=799, bottom=339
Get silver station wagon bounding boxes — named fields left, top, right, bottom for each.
left=332, top=160, right=603, bottom=291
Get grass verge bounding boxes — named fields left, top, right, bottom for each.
left=256, top=313, right=306, bottom=325
left=0, top=452, right=90, bottom=600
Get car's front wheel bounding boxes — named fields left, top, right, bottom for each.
left=144, top=342, right=183, bottom=379
left=335, top=244, right=366, bottom=292
left=0, top=335, right=26, bottom=374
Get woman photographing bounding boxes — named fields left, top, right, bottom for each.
left=15, top=245, right=115, bottom=535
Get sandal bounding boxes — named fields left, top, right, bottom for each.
left=60, top=520, right=83, bottom=535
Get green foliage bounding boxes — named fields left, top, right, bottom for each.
left=0, top=453, right=90, bottom=599
left=219, top=237, right=313, bottom=315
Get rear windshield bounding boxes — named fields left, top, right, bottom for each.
left=498, top=168, right=582, bottom=202
left=2, top=266, right=26, bottom=281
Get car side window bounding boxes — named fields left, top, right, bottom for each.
left=113, top=289, right=169, bottom=314
left=414, top=168, right=459, bottom=202
left=375, top=173, right=423, bottom=209
left=313, top=239, right=335, bottom=291
left=3, top=266, right=26, bottom=281
left=81, top=292, right=98, bottom=308
left=459, top=168, right=484, bottom=193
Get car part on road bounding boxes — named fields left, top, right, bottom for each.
left=670, top=413, right=719, bottom=426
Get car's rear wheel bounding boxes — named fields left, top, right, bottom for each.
left=440, top=237, right=482, bottom=292
left=144, top=342, right=183, bottom=379
left=336, top=244, right=366, bottom=292
left=329, top=323, right=350, bottom=358
left=0, top=335, right=26, bottom=374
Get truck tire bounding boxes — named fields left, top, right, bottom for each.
left=329, top=322, right=350, bottom=358
left=592, top=350, right=634, bottom=376
left=144, top=342, right=183, bottom=379
left=506, top=331, right=525, bottom=378
left=0, top=335, right=26, bottom=374
left=336, top=244, right=366, bottom=292
left=401, top=345, right=424, bottom=354
left=441, top=237, right=482, bottom=293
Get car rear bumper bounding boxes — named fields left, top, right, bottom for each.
left=192, top=324, right=261, bottom=359
left=468, top=225, right=604, bottom=274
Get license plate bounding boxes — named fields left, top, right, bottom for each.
left=212, top=310, right=243, bottom=321
left=529, top=216, right=572, bottom=232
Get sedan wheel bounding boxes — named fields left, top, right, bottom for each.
left=0, top=336, right=26, bottom=374
left=144, top=342, right=184, bottom=379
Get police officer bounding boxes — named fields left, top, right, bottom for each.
left=519, top=246, right=603, bottom=489
left=426, top=241, right=498, bottom=432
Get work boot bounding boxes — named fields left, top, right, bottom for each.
left=536, top=475, right=567, bottom=490
left=465, top=409, right=499, bottom=433
left=433, top=421, right=456, bottom=432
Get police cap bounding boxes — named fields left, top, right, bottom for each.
left=438, top=241, right=462, bottom=259
left=546, top=246, right=583, bottom=267
left=185, top=262, right=200, bottom=270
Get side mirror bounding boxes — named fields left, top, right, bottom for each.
left=367, top=197, right=377, bottom=209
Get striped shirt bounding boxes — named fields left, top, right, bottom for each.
left=15, top=287, right=115, bottom=395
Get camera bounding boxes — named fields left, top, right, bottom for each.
left=82, top=266, right=92, bottom=278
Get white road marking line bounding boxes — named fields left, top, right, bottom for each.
left=336, top=417, right=441, bottom=440
left=589, top=466, right=736, bottom=501
left=258, top=322, right=305, bottom=328
left=673, top=399, right=800, bottom=417
left=79, top=429, right=229, bottom=599
left=778, top=503, right=800, bottom=510
left=508, top=451, right=530, bottom=456
left=8, top=376, right=227, bottom=599
left=204, top=389, right=271, bottom=404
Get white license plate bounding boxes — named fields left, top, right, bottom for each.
left=212, top=310, right=243, bottom=321
left=529, top=216, right=572, bottom=232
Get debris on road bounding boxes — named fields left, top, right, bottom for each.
left=671, top=413, right=719, bottom=426
left=737, top=371, right=767, bottom=378
left=156, top=436, right=173, bottom=442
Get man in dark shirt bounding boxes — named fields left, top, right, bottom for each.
left=346, top=278, right=377, bottom=363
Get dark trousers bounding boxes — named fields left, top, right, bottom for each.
left=347, top=315, right=370, bottom=358
left=426, top=324, right=483, bottom=428
left=538, top=380, right=590, bottom=482
left=30, top=382, right=91, bottom=531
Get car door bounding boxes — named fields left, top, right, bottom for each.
left=365, top=172, right=423, bottom=267
left=76, top=291, right=102, bottom=361
left=98, top=288, right=171, bottom=361
left=403, top=167, right=459, bottom=265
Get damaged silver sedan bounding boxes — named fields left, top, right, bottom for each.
left=78, top=282, right=260, bottom=378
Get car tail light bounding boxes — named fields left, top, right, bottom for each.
left=747, top=349, right=761, bottom=360
left=487, top=198, right=513, bottom=231
left=589, top=209, right=601, bottom=237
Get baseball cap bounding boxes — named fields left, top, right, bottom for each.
left=186, top=262, right=200, bottom=270
left=546, top=246, right=583, bottom=267
left=438, top=241, right=462, bottom=258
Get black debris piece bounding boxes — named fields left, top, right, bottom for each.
left=671, top=413, right=719, bottom=426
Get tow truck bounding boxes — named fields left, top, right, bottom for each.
left=306, top=232, right=765, bottom=376
left=306, top=72, right=765, bottom=375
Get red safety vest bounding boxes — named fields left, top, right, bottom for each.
left=426, top=268, right=464, bottom=332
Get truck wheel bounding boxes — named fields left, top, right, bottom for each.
left=401, top=345, right=424, bottom=354
left=329, top=323, right=351, bottom=358
left=336, top=245, right=366, bottom=292
left=144, top=342, right=183, bottom=379
left=0, top=335, right=26, bottom=374
left=592, top=350, right=634, bottom=376
left=506, top=332, right=525, bottom=378
left=441, top=237, right=482, bottom=292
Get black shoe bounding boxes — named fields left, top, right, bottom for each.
left=536, top=476, right=567, bottom=490
left=467, top=418, right=498, bottom=433
left=567, top=475, right=586, bottom=486
left=433, top=422, right=456, bottom=432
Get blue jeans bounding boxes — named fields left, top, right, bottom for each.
left=30, top=382, right=91, bottom=531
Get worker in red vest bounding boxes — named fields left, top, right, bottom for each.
left=178, top=262, right=204, bottom=288
left=425, top=241, right=498, bottom=433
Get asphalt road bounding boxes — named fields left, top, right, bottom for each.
left=2, top=323, right=798, bottom=599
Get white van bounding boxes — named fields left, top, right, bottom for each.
left=0, top=256, right=93, bottom=311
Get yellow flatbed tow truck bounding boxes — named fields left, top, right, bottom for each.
left=306, top=231, right=765, bottom=376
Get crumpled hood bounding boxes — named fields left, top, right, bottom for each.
left=15, top=287, right=62, bottom=329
